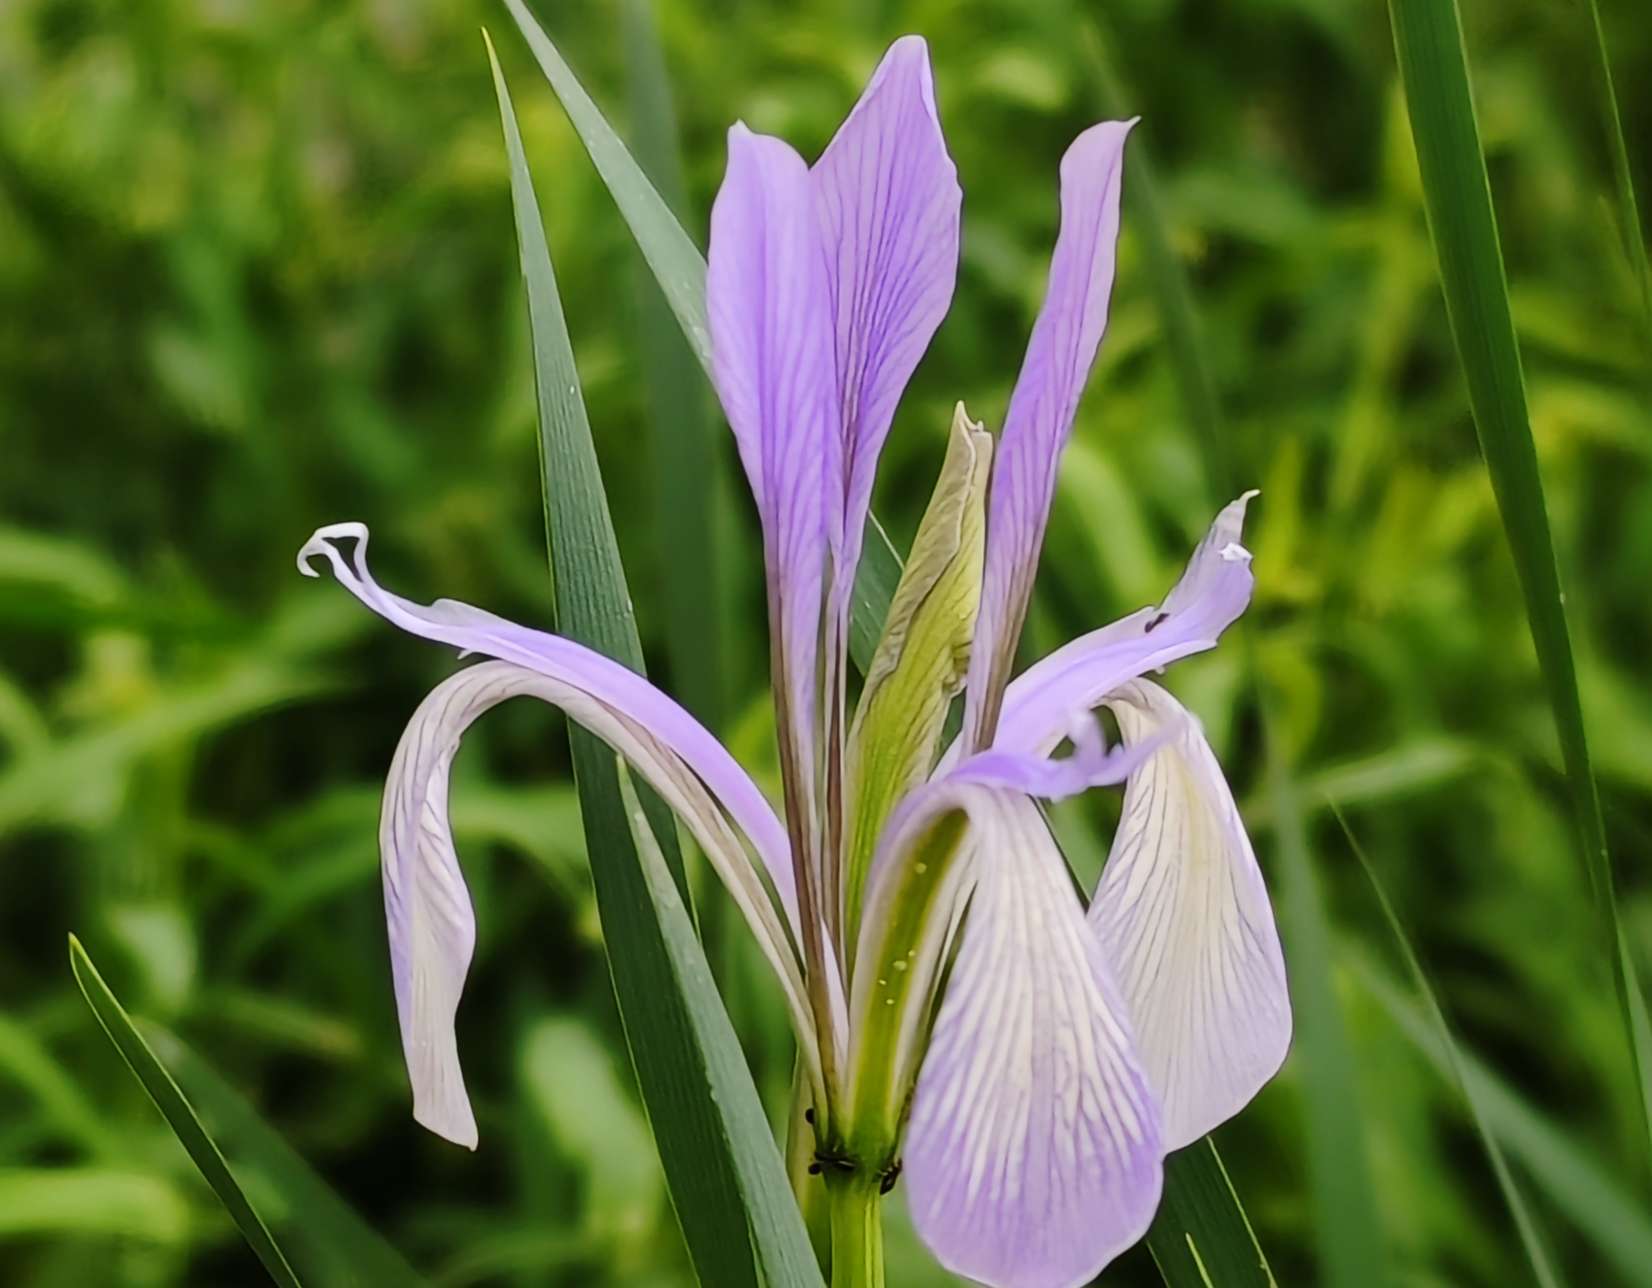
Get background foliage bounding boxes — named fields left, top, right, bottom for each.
left=2, top=0, right=1649, bottom=1283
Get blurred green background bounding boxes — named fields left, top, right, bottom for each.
left=3, top=0, right=1650, bottom=1283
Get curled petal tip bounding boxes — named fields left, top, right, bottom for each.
left=297, top=521, right=371, bottom=577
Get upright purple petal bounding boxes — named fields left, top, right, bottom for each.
left=1091, top=679, right=1291, bottom=1150
left=297, top=523, right=799, bottom=930
left=992, top=492, right=1257, bottom=757
left=897, top=787, right=1164, bottom=1288
left=963, top=120, right=1135, bottom=748
left=708, top=123, right=840, bottom=846
left=813, top=35, right=961, bottom=610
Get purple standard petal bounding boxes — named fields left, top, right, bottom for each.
left=898, top=787, right=1164, bottom=1288
left=813, top=35, right=961, bottom=614
left=297, top=524, right=799, bottom=932
left=963, top=120, right=1135, bottom=749
left=1091, top=679, right=1291, bottom=1150
left=708, top=124, right=841, bottom=833
left=379, top=661, right=820, bottom=1147
left=991, top=491, right=1257, bottom=757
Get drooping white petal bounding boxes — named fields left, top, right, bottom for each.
left=381, top=661, right=819, bottom=1149
left=891, top=786, right=1164, bottom=1288
left=1090, top=679, right=1290, bottom=1150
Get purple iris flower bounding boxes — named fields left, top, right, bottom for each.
left=299, top=35, right=1289, bottom=1288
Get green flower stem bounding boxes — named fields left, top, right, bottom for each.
left=825, top=1172, right=885, bottom=1288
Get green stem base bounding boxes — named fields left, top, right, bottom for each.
left=824, top=1172, right=884, bottom=1288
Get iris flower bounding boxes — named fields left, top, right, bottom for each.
left=298, top=35, right=1289, bottom=1288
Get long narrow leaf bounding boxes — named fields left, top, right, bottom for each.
left=68, top=935, right=302, bottom=1288
left=486, top=35, right=820, bottom=1286
left=1145, top=1140, right=1276, bottom=1287
left=1387, top=0, right=1652, bottom=1161
left=143, top=1024, right=425, bottom=1287
left=617, top=765, right=828, bottom=1287
left=1335, top=808, right=1560, bottom=1288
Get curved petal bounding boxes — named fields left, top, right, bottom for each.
left=963, top=120, right=1135, bottom=749
left=708, top=123, right=840, bottom=830
left=948, top=709, right=1169, bottom=802
left=297, top=523, right=798, bottom=932
left=899, top=787, right=1164, bottom=1288
left=1091, top=679, right=1290, bottom=1150
left=380, top=662, right=818, bottom=1148
left=992, top=491, right=1257, bottom=757
left=813, top=34, right=961, bottom=609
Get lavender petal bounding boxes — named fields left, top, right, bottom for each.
left=901, top=787, right=1164, bottom=1288
left=992, top=491, right=1257, bottom=757
left=813, top=35, right=961, bottom=618
left=964, top=121, right=1135, bottom=747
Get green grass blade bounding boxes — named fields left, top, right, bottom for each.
left=142, top=1024, right=425, bottom=1287
left=619, top=0, right=726, bottom=733
left=1146, top=1140, right=1276, bottom=1287
left=1360, top=964, right=1652, bottom=1285
left=1335, top=809, right=1560, bottom=1288
left=1267, top=744, right=1387, bottom=1287
left=1582, top=0, right=1652, bottom=354
left=500, top=0, right=903, bottom=663
left=618, top=765, right=827, bottom=1288
left=68, top=935, right=302, bottom=1288
left=486, top=36, right=819, bottom=1286
left=502, top=0, right=709, bottom=367
left=1387, top=0, right=1652, bottom=1163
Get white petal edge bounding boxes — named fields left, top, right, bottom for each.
left=1090, top=679, right=1291, bottom=1150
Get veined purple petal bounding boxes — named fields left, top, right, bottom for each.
left=992, top=491, right=1257, bottom=757
left=897, top=787, right=1164, bottom=1288
left=378, top=662, right=818, bottom=1147
left=708, top=124, right=840, bottom=832
left=1091, top=680, right=1290, bottom=1150
left=813, top=35, right=961, bottom=615
left=963, top=120, right=1135, bottom=749
left=297, top=523, right=799, bottom=932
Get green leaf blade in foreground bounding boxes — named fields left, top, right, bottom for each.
left=142, top=1024, right=425, bottom=1287
left=68, top=935, right=302, bottom=1288
left=1146, top=1140, right=1276, bottom=1288
left=485, top=35, right=821, bottom=1287
left=1387, top=0, right=1652, bottom=1162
